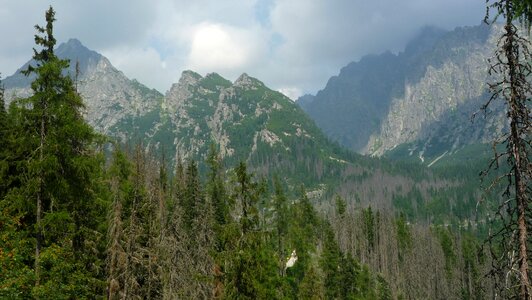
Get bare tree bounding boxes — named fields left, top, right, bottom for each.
left=484, top=1, right=532, bottom=298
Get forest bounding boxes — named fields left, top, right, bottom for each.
left=1, top=3, right=531, bottom=300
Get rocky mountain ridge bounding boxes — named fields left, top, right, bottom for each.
left=1, top=38, right=487, bottom=220
left=4, top=38, right=162, bottom=135
left=298, top=24, right=507, bottom=163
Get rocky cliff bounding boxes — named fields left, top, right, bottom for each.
left=298, top=24, right=507, bottom=162
left=3, top=39, right=162, bottom=135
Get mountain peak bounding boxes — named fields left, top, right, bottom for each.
left=178, top=70, right=203, bottom=86
left=56, top=38, right=99, bottom=56
left=65, top=38, right=83, bottom=48
left=234, top=73, right=264, bottom=89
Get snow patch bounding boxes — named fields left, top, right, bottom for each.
left=329, top=156, right=348, bottom=164
left=427, top=151, right=448, bottom=168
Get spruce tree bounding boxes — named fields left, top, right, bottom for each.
left=207, top=144, right=229, bottom=229
left=273, top=175, right=288, bottom=274
left=182, top=160, right=202, bottom=232
left=2, top=6, right=105, bottom=297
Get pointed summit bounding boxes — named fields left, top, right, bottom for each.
left=234, top=73, right=264, bottom=89
left=4, top=38, right=162, bottom=134
left=178, top=70, right=203, bottom=87
left=55, top=38, right=103, bottom=75
left=63, top=38, right=83, bottom=48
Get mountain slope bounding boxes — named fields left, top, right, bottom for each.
left=298, top=24, right=506, bottom=162
left=2, top=39, right=490, bottom=223
left=121, top=70, right=362, bottom=188
left=4, top=38, right=163, bottom=134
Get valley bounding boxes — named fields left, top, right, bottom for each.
left=0, top=3, right=529, bottom=299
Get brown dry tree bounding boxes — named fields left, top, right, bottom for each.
left=483, top=1, right=532, bottom=299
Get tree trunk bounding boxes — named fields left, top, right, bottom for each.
left=505, top=2, right=530, bottom=297
left=35, top=98, right=46, bottom=286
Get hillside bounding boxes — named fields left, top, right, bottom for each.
left=4, top=39, right=163, bottom=135
left=2, top=38, right=492, bottom=223
left=298, top=24, right=506, bottom=163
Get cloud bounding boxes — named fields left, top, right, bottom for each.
left=266, top=0, right=486, bottom=93
left=277, top=87, right=302, bottom=101
left=0, top=0, right=487, bottom=96
left=102, top=46, right=174, bottom=93
left=184, top=22, right=268, bottom=76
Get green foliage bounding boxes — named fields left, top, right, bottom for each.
left=182, top=160, right=203, bottom=232
left=363, top=206, right=377, bottom=252
left=0, top=7, right=107, bottom=296
left=395, top=213, right=412, bottom=262
left=224, top=162, right=281, bottom=299
left=298, top=264, right=324, bottom=299
left=207, top=144, right=229, bottom=229
left=335, top=194, right=347, bottom=217
left=436, top=227, right=457, bottom=280
left=460, top=234, right=484, bottom=300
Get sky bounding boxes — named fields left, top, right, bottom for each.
left=0, top=0, right=486, bottom=99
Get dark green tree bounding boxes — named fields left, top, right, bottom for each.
left=207, top=144, right=229, bottom=229
left=182, top=160, right=202, bottom=232
left=320, top=221, right=343, bottom=299
left=224, top=162, right=279, bottom=299
left=335, top=194, right=347, bottom=218
left=273, top=175, right=288, bottom=274
left=1, top=6, right=106, bottom=297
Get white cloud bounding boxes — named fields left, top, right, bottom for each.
left=278, top=87, right=302, bottom=101
left=185, top=22, right=268, bottom=76
left=0, top=0, right=487, bottom=96
left=102, top=47, right=174, bottom=93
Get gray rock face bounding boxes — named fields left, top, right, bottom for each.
left=3, top=39, right=162, bottom=135
left=153, top=70, right=315, bottom=164
left=364, top=25, right=503, bottom=156
left=298, top=24, right=507, bottom=159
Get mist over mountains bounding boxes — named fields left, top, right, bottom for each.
left=298, top=24, right=505, bottom=164
left=3, top=28, right=491, bottom=210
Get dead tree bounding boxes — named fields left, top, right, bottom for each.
left=484, top=1, right=532, bottom=298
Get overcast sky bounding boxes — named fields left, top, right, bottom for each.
left=0, top=0, right=485, bottom=99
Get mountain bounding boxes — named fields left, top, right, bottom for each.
left=298, top=24, right=506, bottom=164
left=118, top=69, right=366, bottom=188
left=4, top=38, right=163, bottom=135
left=2, top=38, right=491, bottom=222
left=114, top=70, right=494, bottom=223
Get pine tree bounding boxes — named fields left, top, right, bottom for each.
left=182, top=160, right=202, bottom=232
left=1, top=6, right=106, bottom=297
left=273, top=175, right=288, bottom=274
left=320, top=221, right=343, bottom=299
left=224, top=162, right=280, bottom=299
left=298, top=265, right=324, bottom=300
left=207, top=144, right=229, bottom=230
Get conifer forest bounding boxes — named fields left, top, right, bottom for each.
left=0, top=1, right=530, bottom=299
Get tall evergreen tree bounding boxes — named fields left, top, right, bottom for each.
left=207, top=144, right=229, bottom=229
left=225, top=162, right=279, bottom=299
left=182, top=160, right=202, bottom=232
left=1, top=6, right=106, bottom=297
left=273, top=175, right=288, bottom=274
